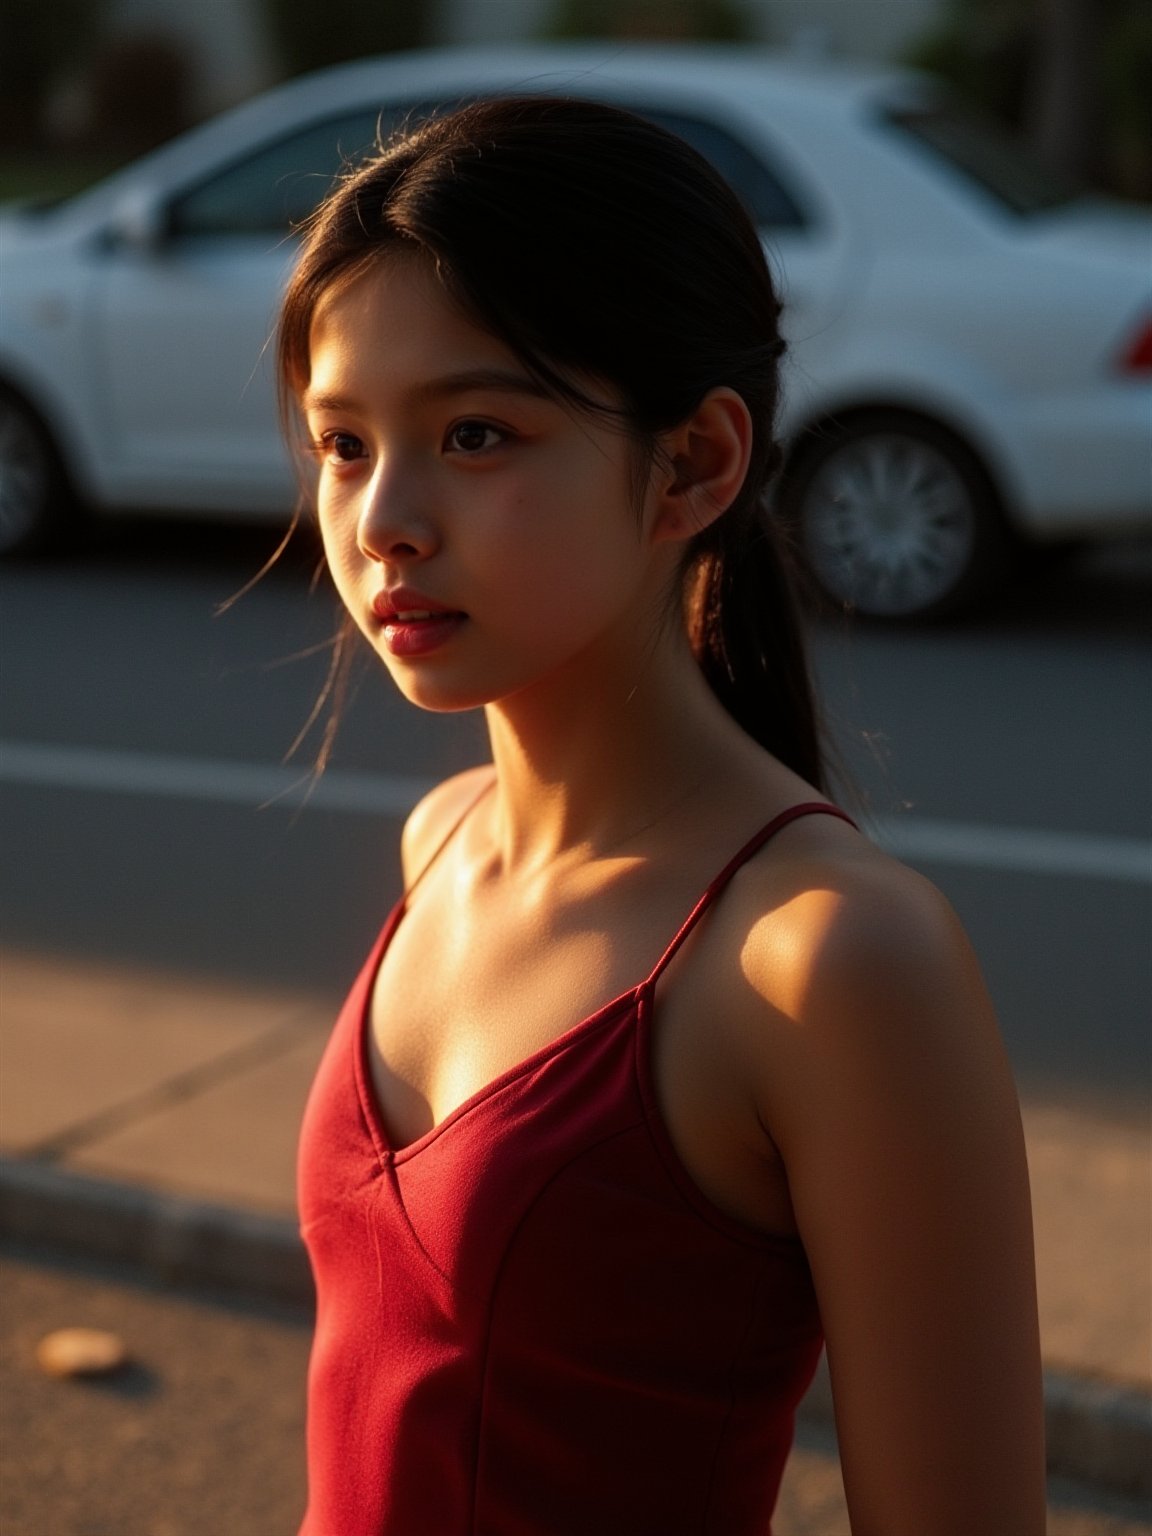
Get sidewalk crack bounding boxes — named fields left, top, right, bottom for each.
left=20, top=1010, right=320, bottom=1162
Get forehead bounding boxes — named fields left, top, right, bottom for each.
left=302, top=250, right=627, bottom=431
left=307, top=254, right=514, bottom=392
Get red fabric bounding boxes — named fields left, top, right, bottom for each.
left=297, top=802, right=854, bottom=1535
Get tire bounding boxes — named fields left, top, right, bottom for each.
left=781, top=413, right=1011, bottom=620
left=0, top=387, right=75, bottom=557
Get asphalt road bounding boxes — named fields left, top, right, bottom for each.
left=1, top=520, right=1150, bottom=1113
left=3, top=1245, right=1149, bottom=1536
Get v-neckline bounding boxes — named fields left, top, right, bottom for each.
left=352, top=798, right=855, bottom=1166
left=353, top=896, right=646, bottom=1166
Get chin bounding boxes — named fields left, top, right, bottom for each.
left=388, top=672, right=496, bottom=715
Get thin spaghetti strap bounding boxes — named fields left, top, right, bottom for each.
left=643, top=802, right=857, bottom=988
left=403, top=773, right=497, bottom=900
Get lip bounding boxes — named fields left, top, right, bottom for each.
left=372, top=587, right=467, bottom=658
left=372, top=587, right=462, bottom=624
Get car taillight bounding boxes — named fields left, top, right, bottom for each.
left=1119, top=314, right=1152, bottom=373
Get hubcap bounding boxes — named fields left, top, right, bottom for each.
left=801, top=433, right=976, bottom=616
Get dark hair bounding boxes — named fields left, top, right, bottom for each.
left=279, top=95, right=826, bottom=790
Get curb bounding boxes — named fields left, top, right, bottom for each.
left=0, top=1156, right=310, bottom=1309
left=2, top=1156, right=1149, bottom=1500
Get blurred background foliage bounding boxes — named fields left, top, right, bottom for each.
left=264, top=0, right=438, bottom=78
left=545, top=0, right=751, bottom=42
left=905, top=0, right=1152, bottom=198
left=0, top=0, right=103, bottom=147
left=0, top=0, right=1146, bottom=200
left=0, top=0, right=195, bottom=193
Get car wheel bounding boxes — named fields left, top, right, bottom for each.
left=781, top=414, right=1011, bottom=619
left=0, top=388, right=74, bottom=556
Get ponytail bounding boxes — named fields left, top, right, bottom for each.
left=688, top=492, right=826, bottom=793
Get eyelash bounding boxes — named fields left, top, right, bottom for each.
left=446, top=420, right=508, bottom=454
left=307, top=431, right=363, bottom=465
left=307, top=420, right=510, bottom=467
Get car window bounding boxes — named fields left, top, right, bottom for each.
left=882, top=102, right=1079, bottom=216
left=634, top=107, right=806, bottom=230
left=167, top=108, right=408, bottom=237
left=166, top=95, right=805, bottom=240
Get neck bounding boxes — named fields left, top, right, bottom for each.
left=482, top=625, right=771, bottom=875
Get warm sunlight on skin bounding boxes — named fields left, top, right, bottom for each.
left=304, top=253, right=689, bottom=720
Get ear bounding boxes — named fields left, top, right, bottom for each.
left=649, top=387, right=754, bottom=545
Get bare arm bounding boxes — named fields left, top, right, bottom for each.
left=744, top=860, right=1045, bottom=1534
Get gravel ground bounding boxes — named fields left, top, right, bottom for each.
left=2, top=1246, right=1148, bottom=1535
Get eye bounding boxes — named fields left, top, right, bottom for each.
left=446, top=420, right=505, bottom=454
left=311, top=430, right=365, bottom=464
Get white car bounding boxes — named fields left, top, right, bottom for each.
left=2, top=45, right=1149, bottom=616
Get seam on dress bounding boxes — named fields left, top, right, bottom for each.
left=468, top=1119, right=646, bottom=1534
left=379, top=1154, right=461, bottom=1293
left=700, top=1254, right=769, bottom=1533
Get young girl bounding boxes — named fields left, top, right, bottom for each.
left=283, top=97, right=1044, bottom=1534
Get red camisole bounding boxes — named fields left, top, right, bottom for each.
left=297, top=800, right=854, bottom=1535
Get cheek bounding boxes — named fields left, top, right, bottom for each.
left=317, top=506, right=372, bottom=629
left=497, top=469, right=644, bottom=588
left=493, top=527, right=647, bottom=649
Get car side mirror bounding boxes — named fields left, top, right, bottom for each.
left=106, top=188, right=172, bottom=252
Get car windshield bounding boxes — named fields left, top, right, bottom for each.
left=883, top=101, right=1080, bottom=215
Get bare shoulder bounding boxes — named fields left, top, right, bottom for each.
left=738, top=817, right=989, bottom=1037
left=399, top=765, right=496, bottom=889
left=721, top=815, right=1015, bottom=1151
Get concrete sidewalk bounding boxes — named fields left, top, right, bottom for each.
left=1, top=946, right=1149, bottom=1498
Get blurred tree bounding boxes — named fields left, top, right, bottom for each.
left=1095, top=2, right=1152, bottom=198
left=0, top=0, right=101, bottom=146
left=905, top=0, right=1032, bottom=127
left=545, top=0, right=752, bottom=42
left=1027, top=0, right=1102, bottom=179
left=86, top=31, right=196, bottom=154
left=263, top=0, right=438, bottom=77
left=905, top=0, right=1151, bottom=199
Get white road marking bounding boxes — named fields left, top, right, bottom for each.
left=0, top=740, right=431, bottom=817
left=872, top=817, right=1152, bottom=884
left=1, top=740, right=1150, bottom=885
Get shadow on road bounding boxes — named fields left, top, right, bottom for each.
left=961, top=540, right=1152, bottom=640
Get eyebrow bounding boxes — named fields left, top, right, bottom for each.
left=302, top=368, right=554, bottom=414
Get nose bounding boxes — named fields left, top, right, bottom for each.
left=356, top=460, right=438, bottom=564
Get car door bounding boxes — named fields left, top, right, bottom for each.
left=87, top=109, right=386, bottom=515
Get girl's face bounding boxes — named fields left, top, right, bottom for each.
left=303, top=254, right=679, bottom=715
